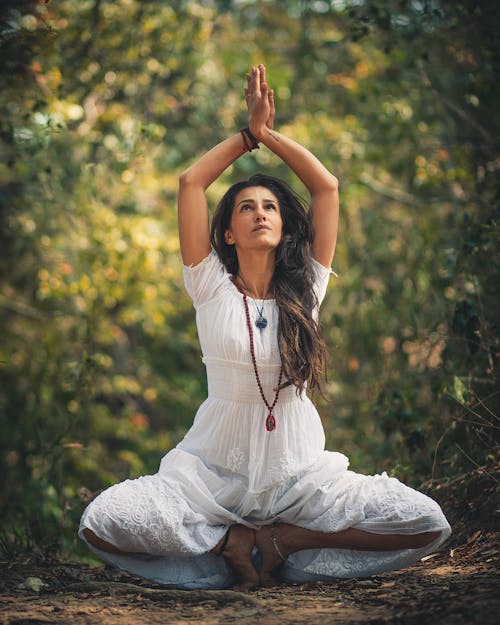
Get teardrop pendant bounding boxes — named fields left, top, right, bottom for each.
left=266, top=412, right=276, bottom=432
left=255, top=315, right=268, bottom=329
left=242, top=293, right=282, bottom=433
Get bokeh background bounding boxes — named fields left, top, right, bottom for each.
left=1, top=0, right=498, bottom=559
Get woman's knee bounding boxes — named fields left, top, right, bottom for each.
left=82, top=528, right=123, bottom=554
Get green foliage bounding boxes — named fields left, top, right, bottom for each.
left=0, top=0, right=498, bottom=556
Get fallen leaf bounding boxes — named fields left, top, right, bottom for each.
left=17, top=576, right=49, bottom=592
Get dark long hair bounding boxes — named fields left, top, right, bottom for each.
left=210, top=173, right=328, bottom=394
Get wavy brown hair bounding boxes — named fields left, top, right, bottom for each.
left=210, top=173, right=328, bottom=394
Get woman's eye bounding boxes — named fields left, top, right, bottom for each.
left=265, top=204, right=276, bottom=210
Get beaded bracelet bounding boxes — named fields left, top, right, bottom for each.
left=240, top=127, right=260, bottom=152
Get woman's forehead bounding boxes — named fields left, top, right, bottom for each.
left=234, top=186, right=279, bottom=204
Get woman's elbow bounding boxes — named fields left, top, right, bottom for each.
left=328, top=174, right=339, bottom=192
left=178, top=169, right=193, bottom=188
left=316, top=175, right=339, bottom=196
left=316, top=174, right=339, bottom=194
left=178, top=168, right=209, bottom=192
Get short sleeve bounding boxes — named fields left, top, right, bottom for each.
left=311, top=257, right=336, bottom=308
left=182, top=251, right=229, bottom=307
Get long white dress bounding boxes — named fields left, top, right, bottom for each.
left=79, top=252, right=451, bottom=588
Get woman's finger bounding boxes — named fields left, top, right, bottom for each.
left=267, top=89, right=275, bottom=129
left=259, top=64, right=267, bottom=85
left=251, top=65, right=261, bottom=96
left=259, top=65, right=268, bottom=94
left=268, top=89, right=275, bottom=111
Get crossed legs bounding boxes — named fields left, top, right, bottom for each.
left=83, top=524, right=442, bottom=591
left=254, top=524, right=442, bottom=587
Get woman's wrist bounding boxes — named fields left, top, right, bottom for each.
left=253, top=125, right=281, bottom=146
left=240, top=127, right=260, bottom=152
left=248, top=124, right=267, bottom=143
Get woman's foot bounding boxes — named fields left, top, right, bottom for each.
left=214, top=524, right=259, bottom=592
left=255, top=523, right=294, bottom=587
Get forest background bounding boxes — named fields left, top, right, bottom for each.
left=0, top=0, right=498, bottom=561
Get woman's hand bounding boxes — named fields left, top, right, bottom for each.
left=243, top=64, right=339, bottom=268
left=245, top=64, right=275, bottom=139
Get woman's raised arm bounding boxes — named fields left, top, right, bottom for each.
left=246, top=65, right=339, bottom=268
left=178, top=75, right=275, bottom=267
left=178, top=135, right=246, bottom=267
left=179, top=65, right=338, bottom=268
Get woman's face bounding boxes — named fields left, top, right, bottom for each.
left=224, top=186, right=283, bottom=253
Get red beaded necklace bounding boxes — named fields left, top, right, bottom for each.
left=242, top=293, right=283, bottom=432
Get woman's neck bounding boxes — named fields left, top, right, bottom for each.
left=236, top=252, right=275, bottom=300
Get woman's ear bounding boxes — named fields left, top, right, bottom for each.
left=224, top=229, right=235, bottom=245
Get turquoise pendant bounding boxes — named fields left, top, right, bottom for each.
left=255, top=315, right=268, bottom=329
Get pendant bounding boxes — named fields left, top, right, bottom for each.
left=255, top=315, right=268, bottom=329
left=266, top=412, right=276, bottom=432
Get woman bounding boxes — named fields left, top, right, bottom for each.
left=80, top=65, right=451, bottom=591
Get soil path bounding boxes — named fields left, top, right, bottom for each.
left=1, top=466, right=498, bottom=625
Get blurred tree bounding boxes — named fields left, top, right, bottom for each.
left=0, top=0, right=215, bottom=555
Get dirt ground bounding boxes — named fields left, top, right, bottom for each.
left=1, top=465, right=498, bottom=625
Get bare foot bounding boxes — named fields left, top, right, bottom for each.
left=255, top=523, right=292, bottom=587
left=216, top=524, right=259, bottom=592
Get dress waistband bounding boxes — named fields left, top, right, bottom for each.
left=203, top=357, right=301, bottom=404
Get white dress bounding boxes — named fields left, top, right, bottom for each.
left=79, top=252, right=451, bottom=588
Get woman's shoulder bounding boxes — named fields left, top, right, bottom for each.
left=183, top=250, right=231, bottom=306
left=310, top=256, right=337, bottom=307
left=311, top=256, right=336, bottom=279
